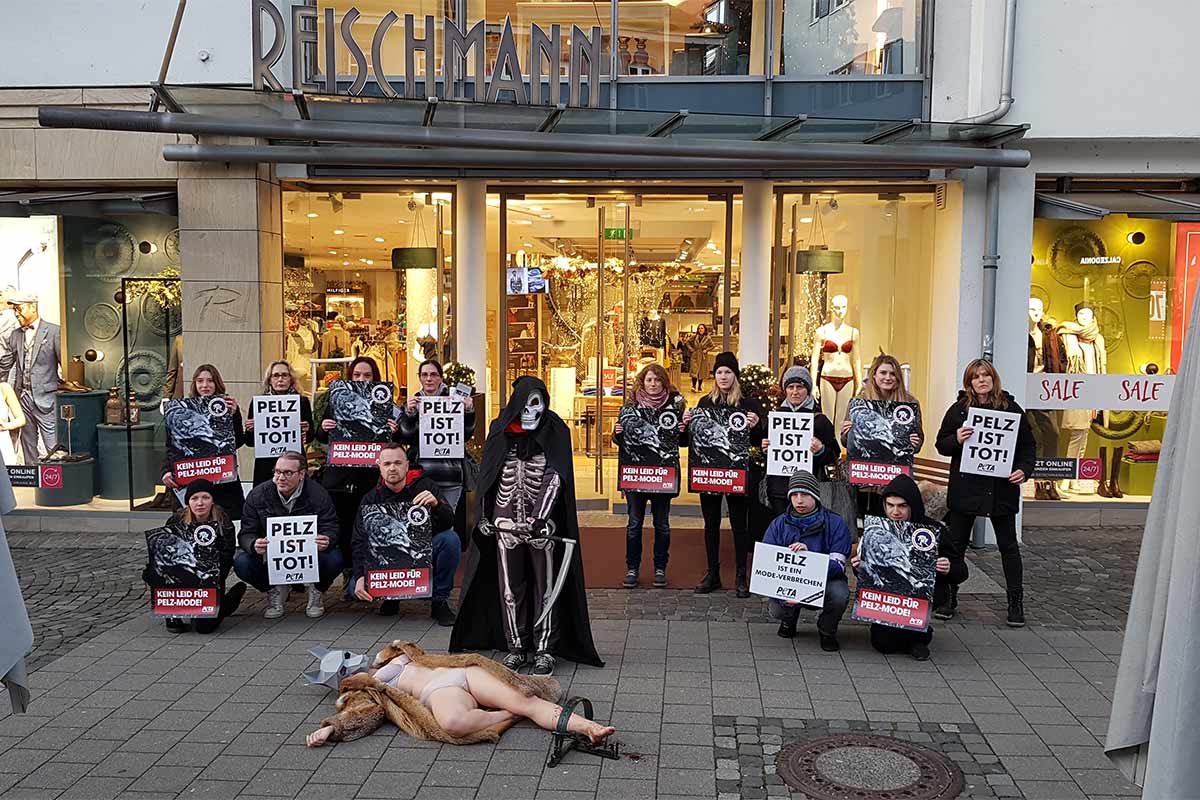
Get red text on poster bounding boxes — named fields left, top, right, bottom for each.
left=174, top=455, right=237, bottom=485
left=848, top=460, right=911, bottom=486
left=852, top=588, right=929, bottom=630
left=152, top=587, right=219, bottom=617
left=619, top=465, right=679, bottom=493
left=328, top=441, right=385, bottom=466
left=689, top=466, right=746, bottom=494
left=367, top=568, right=432, bottom=599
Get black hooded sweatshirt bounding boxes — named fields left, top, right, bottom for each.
left=449, top=376, right=603, bottom=667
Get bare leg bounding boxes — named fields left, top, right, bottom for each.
left=463, top=667, right=615, bottom=743
left=427, top=689, right=518, bottom=737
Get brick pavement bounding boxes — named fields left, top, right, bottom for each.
left=0, top=526, right=1145, bottom=799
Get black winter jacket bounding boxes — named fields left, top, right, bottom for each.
left=682, top=394, right=767, bottom=493
left=395, top=386, right=477, bottom=488
left=351, top=475, right=456, bottom=583
left=314, top=399, right=398, bottom=495
left=161, top=404, right=248, bottom=521
left=243, top=393, right=315, bottom=486
left=764, top=403, right=841, bottom=499
left=934, top=392, right=1036, bottom=517
left=238, top=477, right=341, bottom=555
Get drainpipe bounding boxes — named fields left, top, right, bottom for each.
left=958, top=0, right=1017, bottom=125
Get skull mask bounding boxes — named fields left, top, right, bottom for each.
left=521, top=390, right=547, bottom=430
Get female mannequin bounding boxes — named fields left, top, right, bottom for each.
left=1055, top=302, right=1106, bottom=494
left=810, top=295, right=862, bottom=433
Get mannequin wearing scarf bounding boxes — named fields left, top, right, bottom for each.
left=1056, top=304, right=1106, bottom=491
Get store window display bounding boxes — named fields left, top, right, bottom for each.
left=1056, top=302, right=1106, bottom=495
left=1026, top=297, right=1064, bottom=500
left=810, top=293, right=861, bottom=433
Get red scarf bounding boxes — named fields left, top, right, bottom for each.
left=635, top=386, right=670, bottom=409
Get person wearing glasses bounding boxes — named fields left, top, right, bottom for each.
left=243, top=360, right=316, bottom=486
left=234, top=451, right=344, bottom=619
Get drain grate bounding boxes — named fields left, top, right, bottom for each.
left=776, top=733, right=964, bottom=800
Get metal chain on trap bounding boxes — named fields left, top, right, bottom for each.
left=545, top=696, right=619, bottom=768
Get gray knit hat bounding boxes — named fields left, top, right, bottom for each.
left=781, top=365, right=812, bottom=392
left=787, top=470, right=821, bottom=505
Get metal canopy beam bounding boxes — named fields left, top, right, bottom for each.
left=149, top=83, right=185, bottom=114
left=39, top=107, right=1032, bottom=169
left=538, top=104, right=566, bottom=133
left=862, top=118, right=920, bottom=145
left=757, top=115, right=806, bottom=141
left=291, top=91, right=310, bottom=120
left=648, top=110, right=689, bottom=138
left=422, top=97, right=438, bottom=127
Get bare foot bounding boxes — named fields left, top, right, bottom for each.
left=306, top=725, right=334, bottom=748
left=584, top=721, right=616, bottom=744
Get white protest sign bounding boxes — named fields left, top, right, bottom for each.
left=749, top=542, right=829, bottom=607
left=266, top=514, right=320, bottom=585
left=251, top=395, right=303, bottom=459
left=1026, top=373, right=1174, bottom=411
left=450, top=383, right=473, bottom=399
left=418, top=396, right=465, bottom=459
left=959, top=407, right=1022, bottom=477
left=766, top=411, right=814, bottom=477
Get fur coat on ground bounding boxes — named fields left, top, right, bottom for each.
left=319, top=640, right=562, bottom=745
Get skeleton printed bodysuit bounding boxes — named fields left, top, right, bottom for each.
left=488, top=443, right=563, bottom=656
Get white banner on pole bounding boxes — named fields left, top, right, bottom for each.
left=251, top=395, right=302, bottom=459
left=766, top=411, right=814, bottom=477
left=1026, top=373, right=1174, bottom=411
left=266, top=515, right=320, bottom=585
left=959, top=407, right=1022, bottom=477
left=749, top=542, right=829, bottom=607
left=418, top=396, right=465, bottom=459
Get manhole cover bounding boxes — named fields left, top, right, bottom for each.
left=776, top=733, right=964, bottom=800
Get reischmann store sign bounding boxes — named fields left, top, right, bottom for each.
left=252, top=0, right=605, bottom=107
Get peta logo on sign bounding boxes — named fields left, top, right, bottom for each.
left=728, top=412, right=748, bottom=432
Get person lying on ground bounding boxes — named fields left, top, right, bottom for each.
left=305, top=640, right=616, bottom=747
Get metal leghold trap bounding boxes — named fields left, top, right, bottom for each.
left=546, top=696, right=619, bottom=768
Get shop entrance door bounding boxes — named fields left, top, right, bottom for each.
left=498, top=190, right=734, bottom=507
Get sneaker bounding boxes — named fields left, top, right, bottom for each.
left=164, top=616, right=189, bottom=633
left=911, top=643, right=930, bottom=661
left=431, top=600, right=456, bottom=627
left=1006, top=590, right=1026, bottom=628
left=622, top=569, right=638, bottom=589
left=500, top=652, right=527, bottom=671
left=653, top=569, right=667, bottom=588
left=776, top=619, right=797, bottom=639
left=264, top=586, right=285, bottom=619
left=531, top=653, right=556, bottom=676
left=933, top=602, right=956, bottom=621
left=819, top=633, right=840, bottom=652
left=694, top=570, right=722, bottom=594
left=379, top=599, right=400, bottom=617
left=305, top=585, right=325, bottom=618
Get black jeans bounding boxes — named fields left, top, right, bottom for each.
left=868, top=574, right=954, bottom=654
left=625, top=492, right=671, bottom=570
left=330, top=486, right=372, bottom=571
left=945, top=509, right=1023, bottom=591
left=233, top=549, right=345, bottom=592
left=768, top=574, right=850, bottom=636
left=699, top=492, right=751, bottom=572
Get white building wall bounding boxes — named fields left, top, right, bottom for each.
left=0, top=1, right=252, bottom=87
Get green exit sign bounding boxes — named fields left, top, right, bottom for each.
left=604, top=227, right=632, bottom=241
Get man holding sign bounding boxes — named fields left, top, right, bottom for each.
left=761, top=366, right=841, bottom=516
left=759, top=471, right=852, bottom=651
left=934, top=360, right=1036, bottom=627
left=235, top=451, right=343, bottom=620
left=396, top=360, right=476, bottom=515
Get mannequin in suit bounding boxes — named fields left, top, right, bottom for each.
left=0, top=294, right=61, bottom=463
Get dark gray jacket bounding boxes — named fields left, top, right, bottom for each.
left=395, top=385, right=477, bottom=489
left=238, top=477, right=340, bottom=555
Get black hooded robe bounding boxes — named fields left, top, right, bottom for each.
left=449, top=376, right=604, bottom=667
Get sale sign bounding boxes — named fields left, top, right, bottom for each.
left=1025, top=373, right=1174, bottom=411
left=251, top=395, right=302, bottom=458
left=418, top=396, right=465, bottom=460
left=360, top=502, right=434, bottom=599
left=766, top=411, right=814, bottom=477
left=959, top=408, right=1022, bottom=477
left=749, top=542, right=829, bottom=607
left=266, top=515, right=320, bottom=585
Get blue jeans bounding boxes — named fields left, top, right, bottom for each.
left=625, top=492, right=671, bottom=571
left=233, top=548, right=344, bottom=593
left=431, top=529, right=461, bottom=601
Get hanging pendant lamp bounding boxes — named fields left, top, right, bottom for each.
left=391, top=197, right=438, bottom=269
left=795, top=201, right=845, bottom=274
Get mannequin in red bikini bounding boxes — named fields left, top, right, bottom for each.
left=810, top=294, right=862, bottom=435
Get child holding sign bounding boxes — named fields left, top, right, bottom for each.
left=934, top=360, right=1036, bottom=627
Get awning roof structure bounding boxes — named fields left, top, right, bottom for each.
left=0, top=189, right=177, bottom=218
left=1035, top=191, right=1200, bottom=221
left=37, top=84, right=1031, bottom=178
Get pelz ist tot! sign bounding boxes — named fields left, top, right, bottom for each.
left=766, top=411, right=814, bottom=477
left=251, top=395, right=302, bottom=458
left=959, top=408, right=1021, bottom=477
left=418, top=396, right=465, bottom=459
left=266, top=515, right=320, bottom=585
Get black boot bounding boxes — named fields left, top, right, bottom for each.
left=777, top=611, right=798, bottom=639
left=694, top=569, right=722, bottom=594
left=735, top=565, right=750, bottom=599
left=1110, top=447, right=1125, bottom=498
left=934, top=584, right=958, bottom=620
left=1006, top=589, right=1026, bottom=628
left=1096, top=446, right=1112, bottom=497
left=1047, top=481, right=1063, bottom=500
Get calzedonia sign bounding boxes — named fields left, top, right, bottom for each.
left=252, top=0, right=605, bottom=107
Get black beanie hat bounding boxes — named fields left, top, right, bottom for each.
left=184, top=478, right=218, bottom=503
left=712, top=351, right=740, bottom=378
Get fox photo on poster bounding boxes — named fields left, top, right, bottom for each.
left=852, top=515, right=939, bottom=631
left=360, top=501, right=434, bottom=599
left=327, top=380, right=396, bottom=466
left=617, top=401, right=682, bottom=493
left=144, top=520, right=220, bottom=618
left=687, top=406, right=750, bottom=494
left=846, top=399, right=921, bottom=486
left=164, top=396, right=238, bottom=485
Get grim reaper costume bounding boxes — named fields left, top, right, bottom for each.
left=450, top=376, right=603, bottom=675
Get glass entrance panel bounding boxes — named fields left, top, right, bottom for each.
left=499, top=191, right=731, bottom=506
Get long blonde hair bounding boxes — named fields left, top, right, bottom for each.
left=707, top=374, right=744, bottom=407
left=960, top=358, right=1010, bottom=410
left=182, top=499, right=228, bottom=526
left=860, top=354, right=917, bottom=403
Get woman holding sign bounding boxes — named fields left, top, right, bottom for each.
left=612, top=363, right=685, bottom=589
left=935, top=359, right=1036, bottom=627
left=761, top=366, right=841, bottom=517
left=684, top=352, right=765, bottom=598
left=160, top=365, right=248, bottom=521
left=244, top=360, right=315, bottom=486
